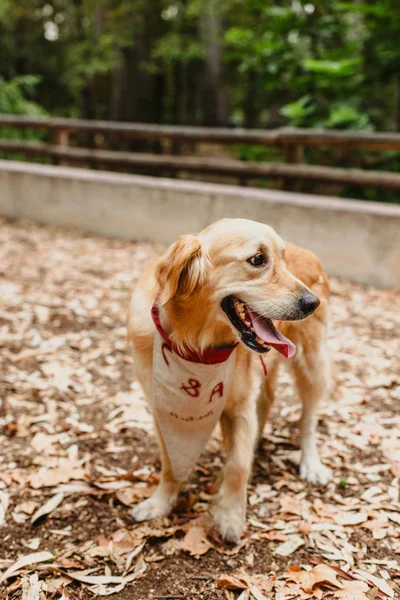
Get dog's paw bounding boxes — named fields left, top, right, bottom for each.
left=131, top=496, right=172, bottom=522
left=213, top=503, right=246, bottom=544
left=300, top=459, right=332, bottom=485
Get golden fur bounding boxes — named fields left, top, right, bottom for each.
left=127, top=218, right=331, bottom=542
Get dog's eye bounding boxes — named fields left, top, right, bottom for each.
left=247, top=253, right=266, bottom=267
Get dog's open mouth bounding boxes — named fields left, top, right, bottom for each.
left=221, top=296, right=296, bottom=358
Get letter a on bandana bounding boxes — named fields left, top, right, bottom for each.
left=151, top=305, right=237, bottom=481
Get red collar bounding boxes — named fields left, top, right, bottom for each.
left=151, top=304, right=238, bottom=365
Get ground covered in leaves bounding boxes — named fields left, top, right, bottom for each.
left=1, top=216, right=400, bottom=600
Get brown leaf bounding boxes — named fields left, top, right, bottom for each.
left=249, top=586, right=269, bottom=600
left=280, top=581, right=324, bottom=599
left=3, top=422, right=18, bottom=437
left=334, top=580, right=370, bottom=600
left=260, top=530, right=287, bottom=542
left=390, top=462, right=400, bottom=477
left=353, top=569, right=394, bottom=598
left=14, top=501, right=38, bottom=516
left=57, top=558, right=87, bottom=570
left=29, top=463, right=86, bottom=489
left=285, top=564, right=342, bottom=593
left=298, top=521, right=312, bottom=535
left=181, top=526, right=212, bottom=557
left=96, top=529, right=142, bottom=552
left=217, top=573, right=251, bottom=590
left=115, top=485, right=154, bottom=506
left=252, top=576, right=273, bottom=595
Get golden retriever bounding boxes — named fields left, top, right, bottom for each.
left=127, top=218, right=331, bottom=542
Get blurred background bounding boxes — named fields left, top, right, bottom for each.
left=1, top=0, right=400, bottom=202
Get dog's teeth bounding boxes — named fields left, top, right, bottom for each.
left=237, top=310, right=247, bottom=322
left=256, top=337, right=269, bottom=348
left=235, top=301, right=245, bottom=313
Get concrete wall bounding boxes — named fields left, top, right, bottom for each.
left=1, top=159, right=399, bottom=288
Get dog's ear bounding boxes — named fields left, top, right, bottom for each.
left=157, top=234, right=207, bottom=304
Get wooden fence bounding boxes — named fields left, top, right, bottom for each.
left=1, top=115, right=400, bottom=193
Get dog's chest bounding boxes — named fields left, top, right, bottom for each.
left=152, top=331, right=237, bottom=480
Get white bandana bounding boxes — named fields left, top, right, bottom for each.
left=151, top=306, right=238, bottom=481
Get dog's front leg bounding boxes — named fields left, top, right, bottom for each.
left=132, top=418, right=181, bottom=521
left=214, top=400, right=257, bottom=543
left=291, top=340, right=332, bottom=485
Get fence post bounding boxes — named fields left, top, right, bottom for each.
left=282, top=143, right=303, bottom=191
left=53, top=128, right=69, bottom=166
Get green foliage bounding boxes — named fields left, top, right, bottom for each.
left=151, top=33, right=204, bottom=64
left=0, top=75, right=46, bottom=116
left=0, top=0, right=399, bottom=200
left=234, top=144, right=280, bottom=163
left=280, top=96, right=316, bottom=128
left=303, top=58, right=362, bottom=77
left=0, top=75, right=47, bottom=145
left=1, top=0, right=399, bottom=130
left=324, top=104, right=372, bottom=130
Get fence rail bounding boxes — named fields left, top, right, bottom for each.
left=1, top=115, right=400, bottom=193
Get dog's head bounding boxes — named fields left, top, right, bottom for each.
left=156, top=218, right=320, bottom=357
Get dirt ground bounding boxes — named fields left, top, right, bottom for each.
left=1, top=216, right=399, bottom=600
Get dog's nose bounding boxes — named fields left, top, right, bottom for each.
left=299, top=292, right=320, bottom=316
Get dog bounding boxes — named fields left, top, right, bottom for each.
left=127, top=218, right=331, bottom=542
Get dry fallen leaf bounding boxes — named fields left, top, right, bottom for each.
left=285, top=564, right=342, bottom=593
left=273, top=536, right=304, bottom=557
left=217, top=573, right=251, bottom=590
left=115, top=485, right=154, bottom=506
left=21, top=572, right=43, bottom=600
left=249, top=586, right=269, bottom=600
left=31, top=493, right=64, bottom=524
left=335, top=512, right=368, bottom=526
left=217, top=572, right=273, bottom=598
left=334, top=580, right=370, bottom=600
left=96, top=529, right=142, bottom=553
left=181, top=526, right=212, bottom=557
left=353, top=568, right=394, bottom=598
left=15, top=501, right=38, bottom=516
left=0, top=491, right=9, bottom=526
left=2, top=219, right=400, bottom=600
left=29, top=462, right=87, bottom=489
left=1, top=551, right=54, bottom=583
left=25, top=538, right=41, bottom=551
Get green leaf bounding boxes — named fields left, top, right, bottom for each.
left=303, top=58, right=362, bottom=77
left=280, top=95, right=316, bottom=127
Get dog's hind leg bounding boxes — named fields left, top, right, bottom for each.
left=290, top=329, right=332, bottom=485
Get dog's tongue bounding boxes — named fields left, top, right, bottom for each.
left=247, top=307, right=296, bottom=359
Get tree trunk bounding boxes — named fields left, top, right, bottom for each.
left=244, top=70, right=259, bottom=128
left=396, top=77, right=400, bottom=132
left=199, top=0, right=228, bottom=126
